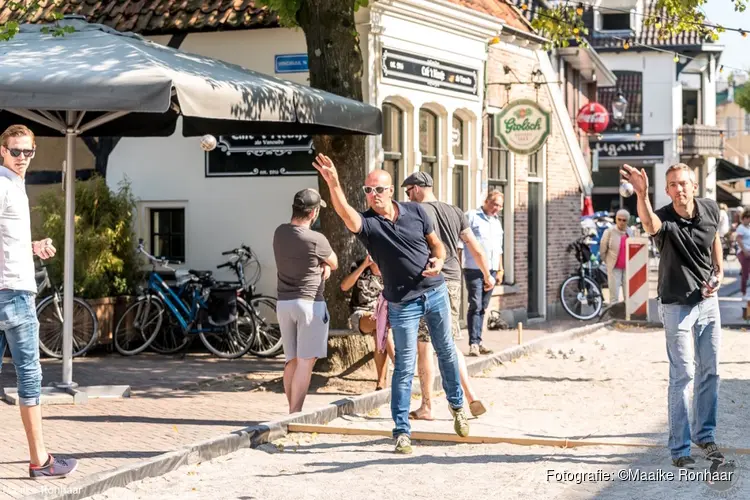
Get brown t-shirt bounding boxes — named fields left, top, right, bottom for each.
left=273, top=223, right=333, bottom=301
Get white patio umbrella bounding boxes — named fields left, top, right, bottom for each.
left=0, top=16, right=381, bottom=395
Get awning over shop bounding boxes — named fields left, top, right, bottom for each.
left=716, top=158, right=750, bottom=196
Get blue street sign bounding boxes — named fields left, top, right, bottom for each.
left=745, top=178, right=750, bottom=189
left=275, top=54, right=309, bottom=74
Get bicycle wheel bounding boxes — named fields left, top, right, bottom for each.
left=149, top=310, right=192, bottom=354
left=247, top=295, right=283, bottom=358
left=37, top=295, right=99, bottom=358
left=199, top=297, right=256, bottom=359
left=560, top=275, right=603, bottom=321
left=114, top=295, right=164, bottom=355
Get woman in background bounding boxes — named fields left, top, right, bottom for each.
left=599, top=209, right=633, bottom=304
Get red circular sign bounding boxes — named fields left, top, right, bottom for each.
left=576, top=102, right=610, bottom=134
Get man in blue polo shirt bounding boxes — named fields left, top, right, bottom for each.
left=313, top=153, right=469, bottom=455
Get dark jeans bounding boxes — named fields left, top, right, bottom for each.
left=464, top=268, right=496, bottom=346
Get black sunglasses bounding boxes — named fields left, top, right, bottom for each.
left=3, top=148, right=35, bottom=158
left=362, top=186, right=390, bottom=194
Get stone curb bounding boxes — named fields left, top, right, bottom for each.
left=27, top=320, right=613, bottom=500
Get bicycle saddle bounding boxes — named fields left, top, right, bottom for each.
left=188, top=270, right=213, bottom=279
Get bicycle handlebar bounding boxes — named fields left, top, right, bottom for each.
left=137, top=239, right=178, bottom=271
left=216, top=262, right=232, bottom=269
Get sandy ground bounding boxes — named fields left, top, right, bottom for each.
left=87, top=326, right=750, bottom=500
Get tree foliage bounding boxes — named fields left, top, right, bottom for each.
left=255, top=0, right=369, bottom=27
left=531, top=0, right=746, bottom=49
left=1, top=1, right=75, bottom=41
left=736, top=83, right=750, bottom=114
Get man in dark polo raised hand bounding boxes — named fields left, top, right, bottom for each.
left=621, top=162, right=724, bottom=469
left=313, top=153, right=469, bottom=455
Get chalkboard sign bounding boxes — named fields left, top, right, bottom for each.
left=205, top=135, right=317, bottom=177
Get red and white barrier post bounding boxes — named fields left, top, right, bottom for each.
left=625, top=237, right=649, bottom=320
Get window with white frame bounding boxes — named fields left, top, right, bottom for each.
left=419, top=109, right=438, bottom=180
left=745, top=112, right=750, bottom=135
left=487, top=114, right=512, bottom=284
left=382, top=103, right=404, bottom=200
left=452, top=115, right=468, bottom=209
left=150, top=208, right=185, bottom=262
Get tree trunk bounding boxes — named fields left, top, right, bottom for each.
left=298, top=0, right=373, bottom=373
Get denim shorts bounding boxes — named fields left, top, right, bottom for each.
left=0, top=290, right=42, bottom=406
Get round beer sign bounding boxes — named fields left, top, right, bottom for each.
left=576, top=102, right=610, bottom=134
left=494, top=99, right=551, bottom=155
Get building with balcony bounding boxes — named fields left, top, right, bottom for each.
left=717, top=81, right=750, bottom=168
left=582, top=0, right=724, bottom=212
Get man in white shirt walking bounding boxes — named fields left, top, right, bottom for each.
left=0, top=125, right=78, bottom=479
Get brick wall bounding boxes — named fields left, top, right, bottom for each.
left=485, top=43, right=582, bottom=318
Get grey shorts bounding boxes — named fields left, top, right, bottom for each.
left=418, top=279, right=463, bottom=343
left=277, top=299, right=330, bottom=362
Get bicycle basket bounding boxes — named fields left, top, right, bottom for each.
left=206, top=287, right=238, bottom=327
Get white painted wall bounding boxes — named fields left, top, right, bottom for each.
left=598, top=52, right=676, bottom=136
left=107, top=126, right=317, bottom=297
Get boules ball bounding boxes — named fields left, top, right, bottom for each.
left=619, top=181, right=634, bottom=198
left=200, top=134, right=217, bottom=152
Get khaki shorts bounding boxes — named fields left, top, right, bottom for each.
left=277, top=299, right=329, bottom=362
left=418, top=280, right=463, bottom=343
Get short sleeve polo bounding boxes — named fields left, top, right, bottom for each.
left=356, top=202, right=444, bottom=303
left=653, top=197, right=719, bottom=305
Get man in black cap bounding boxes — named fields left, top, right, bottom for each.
left=402, top=171, right=495, bottom=421
left=273, top=188, right=338, bottom=413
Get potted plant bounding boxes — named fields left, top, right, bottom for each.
left=33, top=175, right=143, bottom=345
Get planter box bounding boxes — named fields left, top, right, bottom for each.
left=87, top=296, right=135, bottom=345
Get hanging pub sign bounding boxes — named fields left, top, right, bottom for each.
left=381, top=47, right=479, bottom=97
left=205, top=135, right=317, bottom=177
left=494, top=99, right=551, bottom=155
left=590, top=139, right=664, bottom=159
left=576, top=102, right=609, bottom=134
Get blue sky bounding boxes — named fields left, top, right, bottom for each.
left=703, top=0, right=750, bottom=75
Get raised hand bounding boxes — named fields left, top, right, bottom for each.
left=619, top=163, right=649, bottom=197
left=312, top=153, right=340, bottom=187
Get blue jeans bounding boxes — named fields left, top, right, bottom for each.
left=465, top=269, right=496, bottom=346
left=659, top=296, right=721, bottom=459
left=0, top=290, right=42, bottom=406
left=388, top=283, right=464, bottom=437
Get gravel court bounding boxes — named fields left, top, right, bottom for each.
left=88, top=326, right=750, bottom=500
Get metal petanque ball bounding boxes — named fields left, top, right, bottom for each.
left=619, top=181, right=634, bottom=198
left=200, top=134, right=217, bottom=152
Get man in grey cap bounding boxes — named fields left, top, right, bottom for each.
left=273, top=188, right=338, bottom=413
left=402, top=171, right=496, bottom=420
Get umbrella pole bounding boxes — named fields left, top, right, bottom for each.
left=59, top=121, right=77, bottom=389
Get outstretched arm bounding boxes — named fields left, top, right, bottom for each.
left=620, top=164, right=662, bottom=235
left=312, top=153, right=362, bottom=233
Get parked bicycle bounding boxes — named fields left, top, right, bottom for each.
left=216, top=245, right=282, bottom=358
left=113, top=240, right=256, bottom=358
left=559, top=233, right=604, bottom=321
left=35, top=259, right=99, bottom=358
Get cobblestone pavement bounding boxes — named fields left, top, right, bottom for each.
left=86, top=327, right=750, bottom=500
left=0, top=318, right=579, bottom=499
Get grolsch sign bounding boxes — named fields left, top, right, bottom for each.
left=494, top=99, right=551, bottom=155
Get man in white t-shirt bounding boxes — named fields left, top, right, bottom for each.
left=0, top=125, right=78, bottom=479
left=735, top=208, right=750, bottom=300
